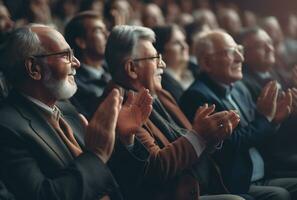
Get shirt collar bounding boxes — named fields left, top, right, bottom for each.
left=21, top=93, right=61, bottom=120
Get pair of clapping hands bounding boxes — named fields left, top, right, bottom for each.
left=79, top=88, right=240, bottom=162
left=189, top=81, right=293, bottom=146
left=256, top=81, right=292, bottom=124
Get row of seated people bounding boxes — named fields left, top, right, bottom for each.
left=0, top=11, right=297, bottom=200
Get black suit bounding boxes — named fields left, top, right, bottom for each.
left=179, top=73, right=276, bottom=194
left=0, top=91, right=122, bottom=200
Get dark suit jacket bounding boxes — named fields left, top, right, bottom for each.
left=70, top=63, right=111, bottom=118
left=0, top=91, right=123, bottom=200
left=242, top=68, right=297, bottom=178
left=0, top=181, right=14, bottom=200
left=102, top=82, right=200, bottom=200
left=180, top=73, right=276, bottom=194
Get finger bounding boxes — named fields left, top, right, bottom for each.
left=194, top=103, right=208, bottom=116
left=266, top=81, right=278, bottom=101
left=258, top=81, right=273, bottom=100
left=286, top=90, right=293, bottom=108
left=230, top=114, right=240, bottom=129
left=196, top=104, right=216, bottom=118
left=291, top=89, right=297, bottom=101
left=209, top=110, right=229, bottom=121
left=78, top=113, right=88, bottom=128
left=125, top=91, right=135, bottom=107
left=142, top=89, right=153, bottom=106
left=135, top=88, right=146, bottom=106
left=141, top=105, right=153, bottom=122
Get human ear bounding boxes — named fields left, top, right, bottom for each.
left=25, top=57, right=42, bottom=80
left=75, top=37, right=86, bottom=49
left=201, top=56, right=212, bottom=73
left=125, top=60, right=138, bottom=79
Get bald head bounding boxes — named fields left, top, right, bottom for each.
left=194, top=30, right=233, bottom=61
left=31, top=25, right=70, bottom=52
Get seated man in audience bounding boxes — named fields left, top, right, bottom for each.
left=104, top=25, right=251, bottom=200
left=238, top=27, right=297, bottom=177
left=0, top=24, right=152, bottom=200
left=64, top=11, right=111, bottom=118
left=180, top=29, right=297, bottom=200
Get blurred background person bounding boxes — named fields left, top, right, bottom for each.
left=153, top=24, right=194, bottom=102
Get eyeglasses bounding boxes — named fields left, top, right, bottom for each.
left=132, top=54, right=163, bottom=65
left=32, top=49, right=74, bottom=64
left=211, top=45, right=244, bottom=57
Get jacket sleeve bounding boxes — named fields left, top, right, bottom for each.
left=135, top=125, right=199, bottom=184
left=0, top=125, right=122, bottom=200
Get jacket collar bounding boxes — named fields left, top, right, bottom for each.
left=7, top=91, right=74, bottom=165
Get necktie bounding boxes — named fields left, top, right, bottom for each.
left=48, top=107, right=83, bottom=157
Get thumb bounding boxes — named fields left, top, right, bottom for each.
left=78, top=113, right=88, bottom=128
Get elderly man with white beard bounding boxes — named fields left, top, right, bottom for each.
left=0, top=24, right=153, bottom=200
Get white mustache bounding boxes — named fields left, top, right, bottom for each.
left=155, top=69, right=163, bottom=76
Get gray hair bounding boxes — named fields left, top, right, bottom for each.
left=0, top=25, right=44, bottom=86
left=105, top=25, right=155, bottom=81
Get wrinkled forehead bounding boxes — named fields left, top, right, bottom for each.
left=31, top=25, right=70, bottom=52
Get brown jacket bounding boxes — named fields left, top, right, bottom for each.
left=104, top=83, right=201, bottom=200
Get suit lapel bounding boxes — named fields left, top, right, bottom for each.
left=11, top=94, right=73, bottom=165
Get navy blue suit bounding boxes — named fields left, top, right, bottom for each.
left=179, top=73, right=276, bottom=194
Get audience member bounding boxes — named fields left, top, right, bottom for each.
left=0, top=24, right=152, bottom=200
left=104, top=24, right=247, bottom=200
left=180, top=30, right=297, bottom=200
left=238, top=26, right=297, bottom=178
left=153, top=25, right=194, bottom=102
left=141, top=3, right=165, bottom=29
left=217, top=8, right=242, bottom=37
left=65, top=11, right=111, bottom=118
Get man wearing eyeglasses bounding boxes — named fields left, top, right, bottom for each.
left=64, top=11, right=111, bottom=118
left=0, top=24, right=153, bottom=200
left=180, top=30, right=297, bottom=200
left=102, top=25, right=250, bottom=200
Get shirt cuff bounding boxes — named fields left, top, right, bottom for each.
left=183, top=130, right=206, bottom=157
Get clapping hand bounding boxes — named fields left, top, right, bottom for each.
left=82, top=89, right=123, bottom=163
left=192, top=104, right=240, bottom=145
left=256, top=81, right=279, bottom=122
left=273, top=89, right=292, bottom=124
left=117, top=88, right=153, bottom=144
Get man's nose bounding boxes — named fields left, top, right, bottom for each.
left=71, top=56, right=80, bottom=69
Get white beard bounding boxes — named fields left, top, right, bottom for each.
left=42, top=66, right=77, bottom=100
